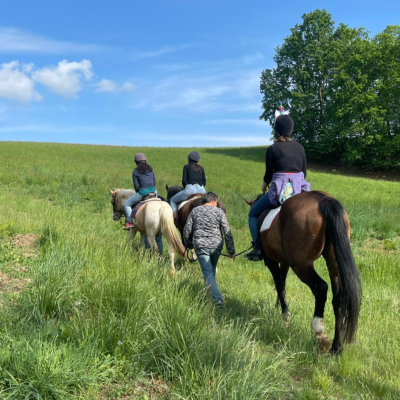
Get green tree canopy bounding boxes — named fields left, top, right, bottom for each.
left=260, top=9, right=400, bottom=171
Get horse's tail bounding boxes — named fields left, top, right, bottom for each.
left=319, top=196, right=362, bottom=343
left=160, top=207, right=187, bottom=260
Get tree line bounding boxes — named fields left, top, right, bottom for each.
left=260, top=9, right=400, bottom=171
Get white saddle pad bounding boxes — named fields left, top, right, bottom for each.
left=178, top=195, right=201, bottom=211
left=260, top=207, right=281, bottom=233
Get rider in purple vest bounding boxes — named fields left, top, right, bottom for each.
left=245, top=114, right=311, bottom=261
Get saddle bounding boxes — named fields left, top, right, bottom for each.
left=177, top=194, right=202, bottom=211
left=132, top=194, right=161, bottom=219
left=258, top=207, right=281, bottom=233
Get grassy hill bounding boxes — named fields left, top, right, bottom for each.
left=0, top=141, right=399, bottom=399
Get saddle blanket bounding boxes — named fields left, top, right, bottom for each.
left=260, top=207, right=281, bottom=233
left=178, top=194, right=202, bottom=211
left=132, top=198, right=161, bottom=219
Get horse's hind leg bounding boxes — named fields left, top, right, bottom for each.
left=323, top=246, right=344, bottom=354
left=263, top=256, right=289, bottom=320
left=165, top=240, right=176, bottom=277
left=291, top=263, right=330, bottom=351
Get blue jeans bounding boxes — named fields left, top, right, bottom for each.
left=124, top=190, right=158, bottom=223
left=196, top=248, right=223, bottom=303
left=170, top=184, right=206, bottom=212
left=248, top=193, right=275, bottom=243
left=124, top=193, right=144, bottom=223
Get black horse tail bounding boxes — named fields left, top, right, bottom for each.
left=319, top=196, right=362, bottom=343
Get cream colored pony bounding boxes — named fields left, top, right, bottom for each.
left=110, top=189, right=187, bottom=275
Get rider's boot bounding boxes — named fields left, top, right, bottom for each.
left=245, top=241, right=263, bottom=261
left=123, top=221, right=134, bottom=230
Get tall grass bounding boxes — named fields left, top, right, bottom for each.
left=0, top=141, right=399, bottom=399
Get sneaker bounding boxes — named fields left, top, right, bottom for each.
left=123, top=222, right=134, bottom=230
left=215, top=300, right=224, bottom=309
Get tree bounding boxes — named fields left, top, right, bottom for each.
left=260, top=9, right=400, bottom=170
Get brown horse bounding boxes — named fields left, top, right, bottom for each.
left=245, top=191, right=361, bottom=354
left=165, top=185, right=227, bottom=242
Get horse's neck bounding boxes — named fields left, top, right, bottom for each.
left=117, top=190, right=135, bottom=211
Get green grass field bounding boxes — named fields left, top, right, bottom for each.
left=0, top=141, right=399, bottom=399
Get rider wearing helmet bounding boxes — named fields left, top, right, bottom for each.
left=245, top=112, right=311, bottom=261
left=123, top=153, right=156, bottom=230
left=170, top=151, right=206, bottom=222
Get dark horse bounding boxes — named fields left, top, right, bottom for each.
left=166, top=185, right=227, bottom=242
left=245, top=191, right=361, bottom=354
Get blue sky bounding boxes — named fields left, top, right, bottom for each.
left=1, top=0, right=399, bottom=147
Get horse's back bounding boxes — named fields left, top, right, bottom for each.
left=265, top=191, right=328, bottom=264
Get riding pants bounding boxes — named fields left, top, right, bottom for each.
left=170, top=184, right=206, bottom=212
left=248, top=193, right=275, bottom=243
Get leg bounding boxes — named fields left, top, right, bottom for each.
left=156, top=234, right=163, bottom=254
left=291, top=263, right=330, bottom=351
left=138, top=233, right=145, bottom=249
left=170, top=187, right=193, bottom=213
left=124, top=193, right=143, bottom=224
left=197, top=248, right=223, bottom=303
left=246, top=193, right=275, bottom=261
left=147, top=235, right=159, bottom=254
left=264, top=255, right=289, bottom=317
left=165, top=239, right=175, bottom=277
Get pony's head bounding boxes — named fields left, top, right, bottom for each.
left=165, top=184, right=183, bottom=205
left=110, top=189, right=123, bottom=221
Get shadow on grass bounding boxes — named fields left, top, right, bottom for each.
left=204, top=147, right=266, bottom=164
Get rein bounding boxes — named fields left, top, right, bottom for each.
left=183, top=244, right=253, bottom=262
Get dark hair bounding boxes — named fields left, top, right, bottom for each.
left=202, top=191, right=218, bottom=204
left=136, top=161, right=153, bottom=174
left=189, top=161, right=202, bottom=172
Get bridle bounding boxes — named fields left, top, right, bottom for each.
left=111, top=192, right=125, bottom=223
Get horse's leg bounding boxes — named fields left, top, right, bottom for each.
left=323, top=246, right=344, bottom=354
left=291, top=263, right=330, bottom=352
left=263, top=256, right=289, bottom=320
left=138, top=233, right=145, bottom=249
left=129, top=228, right=137, bottom=250
left=147, top=234, right=159, bottom=254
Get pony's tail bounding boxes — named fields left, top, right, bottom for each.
left=160, top=207, right=187, bottom=260
left=319, top=196, right=362, bottom=343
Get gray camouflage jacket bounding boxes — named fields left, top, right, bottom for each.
left=183, top=206, right=235, bottom=254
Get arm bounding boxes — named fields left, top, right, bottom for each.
left=302, top=149, right=307, bottom=179
left=220, top=212, right=235, bottom=255
left=182, top=165, right=188, bottom=188
left=133, top=170, right=139, bottom=192
left=183, top=210, right=194, bottom=245
left=202, top=167, right=206, bottom=187
left=263, top=146, right=274, bottom=185
left=153, top=171, right=156, bottom=187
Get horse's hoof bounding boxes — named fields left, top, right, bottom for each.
left=316, top=335, right=331, bottom=353
left=329, top=345, right=343, bottom=356
left=282, top=310, right=291, bottom=325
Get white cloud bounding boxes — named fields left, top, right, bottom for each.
left=95, top=79, right=135, bottom=93
left=95, top=79, right=119, bottom=92
left=0, top=27, right=103, bottom=54
left=131, top=44, right=193, bottom=60
left=0, top=61, right=41, bottom=102
left=33, top=59, right=93, bottom=96
left=121, top=82, right=135, bottom=92
left=131, top=68, right=262, bottom=113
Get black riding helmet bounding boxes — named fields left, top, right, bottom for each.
left=274, top=115, right=294, bottom=138
left=188, top=151, right=200, bottom=163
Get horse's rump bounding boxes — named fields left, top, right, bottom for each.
left=177, top=194, right=203, bottom=211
